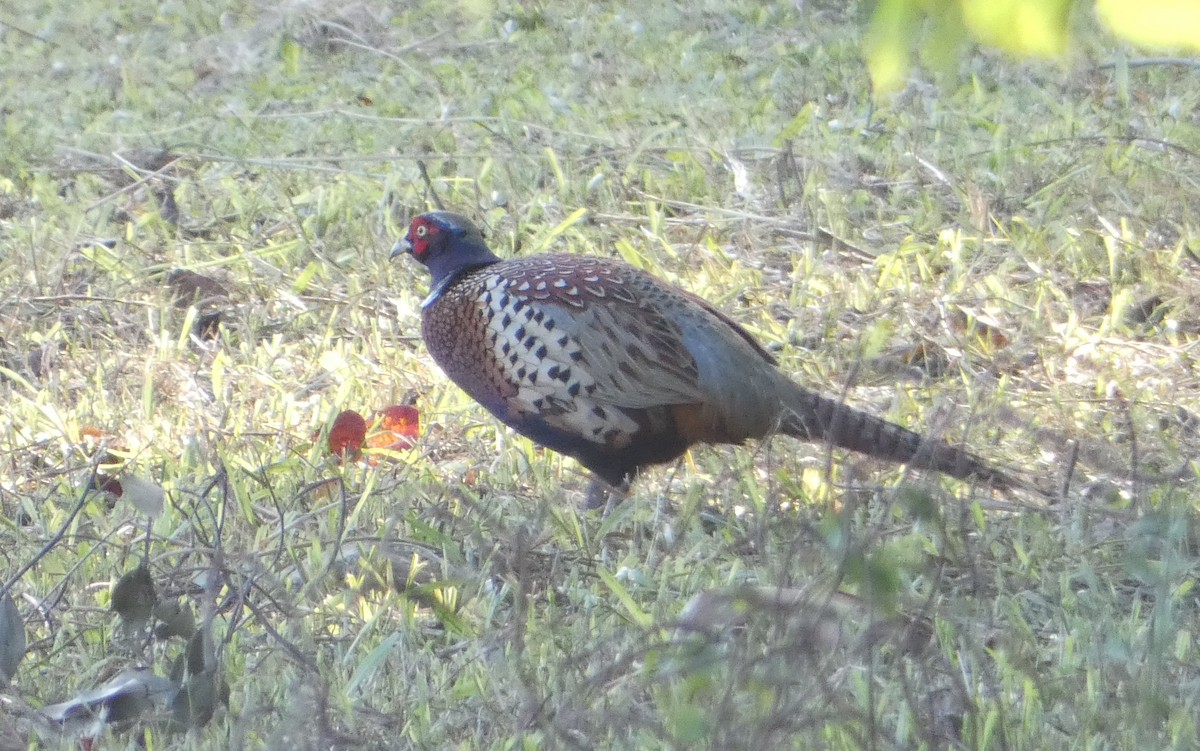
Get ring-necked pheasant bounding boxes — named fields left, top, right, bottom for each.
left=393, top=211, right=1020, bottom=504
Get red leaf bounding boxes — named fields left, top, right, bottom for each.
left=328, top=410, right=367, bottom=461
left=366, top=405, right=420, bottom=452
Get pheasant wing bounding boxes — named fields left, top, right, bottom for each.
left=470, top=256, right=716, bottom=445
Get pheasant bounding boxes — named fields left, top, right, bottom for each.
left=393, top=211, right=1020, bottom=504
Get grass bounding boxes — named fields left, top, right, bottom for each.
left=2, top=0, right=1200, bottom=748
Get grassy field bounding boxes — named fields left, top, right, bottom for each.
left=2, top=0, right=1200, bottom=748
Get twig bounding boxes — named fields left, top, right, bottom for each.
left=417, top=159, right=445, bottom=210
left=0, top=19, right=49, bottom=43
left=1095, top=58, right=1200, bottom=70
left=1059, top=439, right=1079, bottom=501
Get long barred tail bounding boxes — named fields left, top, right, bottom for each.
left=778, top=384, right=1018, bottom=489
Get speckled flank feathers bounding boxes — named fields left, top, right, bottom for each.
left=396, top=211, right=1019, bottom=496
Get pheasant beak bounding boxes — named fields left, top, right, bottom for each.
left=389, top=237, right=413, bottom=259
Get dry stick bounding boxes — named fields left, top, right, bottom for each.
left=969, top=134, right=1200, bottom=162
left=1124, top=399, right=1142, bottom=515
left=199, top=463, right=229, bottom=665
left=416, top=160, right=445, bottom=210
left=1059, top=439, right=1080, bottom=502
left=0, top=19, right=49, bottom=43
left=1095, top=58, right=1200, bottom=70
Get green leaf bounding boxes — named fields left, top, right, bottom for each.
left=531, top=207, right=589, bottom=253
left=171, top=669, right=228, bottom=729
left=668, top=701, right=711, bottom=743
left=1097, top=0, right=1200, bottom=51
left=597, top=568, right=652, bottom=628
left=280, top=35, right=302, bottom=76
left=865, top=0, right=920, bottom=93
left=111, top=563, right=157, bottom=633
left=0, top=590, right=25, bottom=685
left=962, top=0, right=1072, bottom=57
left=293, top=260, right=321, bottom=293
left=346, top=632, right=403, bottom=697
left=773, top=103, right=815, bottom=147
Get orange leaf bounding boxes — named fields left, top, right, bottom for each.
left=366, top=405, right=420, bottom=452
left=79, top=425, right=107, bottom=442
left=328, top=410, right=367, bottom=461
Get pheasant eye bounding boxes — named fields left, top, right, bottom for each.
left=415, top=225, right=428, bottom=238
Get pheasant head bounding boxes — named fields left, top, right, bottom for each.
left=392, top=211, right=500, bottom=288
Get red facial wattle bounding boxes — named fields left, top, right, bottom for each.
left=408, top=220, right=437, bottom=260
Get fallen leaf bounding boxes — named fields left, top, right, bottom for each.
left=948, top=307, right=1010, bottom=349
left=328, top=410, right=367, bottom=461
left=164, top=269, right=229, bottom=310
left=366, top=405, right=420, bottom=452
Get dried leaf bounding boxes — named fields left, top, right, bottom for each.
left=1123, top=294, right=1169, bottom=328
left=165, top=269, right=229, bottom=310
left=366, top=404, right=420, bottom=453
left=193, top=309, right=222, bottom=341
left=328, top=409, right=367, bottom=461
